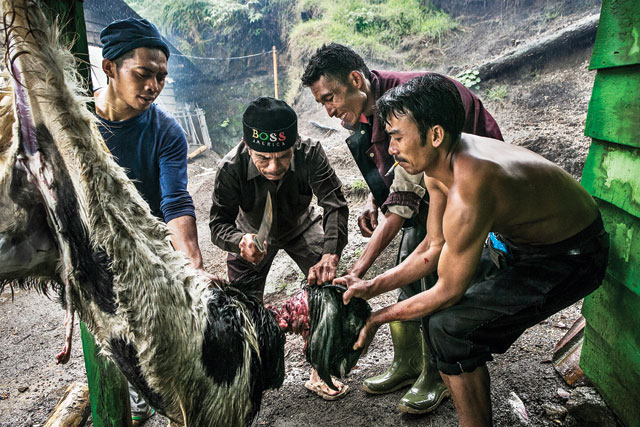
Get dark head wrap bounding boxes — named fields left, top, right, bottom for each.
left=242, top=97, right=298, bottom=152
left=100, top=18, right=170, bottom=61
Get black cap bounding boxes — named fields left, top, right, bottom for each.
left=101, top=18, right=170, bottom=61
left=242, top=97, right=297, bottom=152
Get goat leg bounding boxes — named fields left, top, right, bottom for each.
left=55, top=280, right=74, bottom=364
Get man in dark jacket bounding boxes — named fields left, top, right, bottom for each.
left=210, top=97, right=350, bottom=400
left=302, top=43, right=503, bottom=414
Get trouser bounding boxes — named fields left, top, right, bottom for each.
left=227, top=219, right=324, bottom=301
left=422, top=216, right=609, bottom=375
left=129, top=383, right=152, bottom=417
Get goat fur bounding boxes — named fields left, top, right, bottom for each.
left=0, top=1, right=284, bottom=425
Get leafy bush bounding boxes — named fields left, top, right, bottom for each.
left=126, top=0, right=286, bottom=56
left=456, top=69, right=481, bottom=90
left=328, top=0, right=456, bottom=54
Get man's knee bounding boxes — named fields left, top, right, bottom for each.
left=425, top=311, right=472, bottom=360
left=425, top=310, right=494, bottom=375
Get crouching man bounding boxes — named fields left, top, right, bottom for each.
left=210, top=97, right=350, bottom=400
left=302, top=43, right=503, bottom=414
left=336, top=74, right=609, bottom=426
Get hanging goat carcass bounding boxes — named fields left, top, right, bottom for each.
left=0, top=0, right=284, bottom=425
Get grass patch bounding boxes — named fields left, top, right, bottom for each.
left=345, top=178, right=370, bottom=200
left=486, top=84, right=509, bottom=101
left=285, top=0, right=457, bottom=103
left=296, top=0, right=457, bottom=59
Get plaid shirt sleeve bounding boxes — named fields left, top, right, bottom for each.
left=382, top=166, right=426, bottom=219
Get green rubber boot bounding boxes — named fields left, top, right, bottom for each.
left=362, top=321, right=422, bottom=394
left=397, top=334, right=450, bottom=414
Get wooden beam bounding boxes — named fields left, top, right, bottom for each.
left=81, top=323, right=132, bottom=427
left=187, top=145, right=207, bottom=161
left=44, top=382, right=90, bottom=427
left=474, top=14, right=599, bottom=82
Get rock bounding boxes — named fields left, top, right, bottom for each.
left=566, top=386, right=617, bottom=427
left=308, top=120, right=339, bottom=133
left=508, top=391, right=530, bottom=425
left=18, top=386, right=28, bottom=393
left=543, top=402, right=568, bottom=421
left=556, top=387, right=570, bottom=401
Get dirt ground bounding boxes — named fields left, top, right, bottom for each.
left=0, top=1, right=619, bottom=426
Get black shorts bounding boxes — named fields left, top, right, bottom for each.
left=422, top=216, right=609, bottom=375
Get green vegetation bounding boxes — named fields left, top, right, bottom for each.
left=353, top=247, right=364, bottom=259
left=126, top=0, right=289, bottom=56
left=346, top=178, right=370, bottom=200
left=350, top=178, right=368, bottom=192
left=486, top=84, right=509, bottom=101
left=543, top=4, right=563, bottom=22
left=286, top=0, right=457, bottom=101
left=293, top=0, right=456, bottom=58
left=456, top=69, right=481, bottom=90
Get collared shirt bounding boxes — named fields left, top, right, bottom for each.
left=209, top=139, right=348, bottom=256
left=345, top=70, right=504, bottom=220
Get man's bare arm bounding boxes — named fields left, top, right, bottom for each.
left=167, top=215, right=205, bottom=270
left=339, top=179, right=447, bottom=300
left=352, top=177, right=495, bottom=349
left=349, top=212, right=405, bottom=278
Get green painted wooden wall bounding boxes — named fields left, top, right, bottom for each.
left=580, top=1, right=640, bottom=425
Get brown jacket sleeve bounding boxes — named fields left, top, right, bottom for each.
left=209, top=165, right=245, bottom=254
left=305, top=140, right=349, bottom=256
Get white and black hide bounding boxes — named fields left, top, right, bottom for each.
left=0, top=1, right=284, bottom=425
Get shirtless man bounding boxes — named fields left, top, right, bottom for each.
left=336, top=74, right=609, bottom=426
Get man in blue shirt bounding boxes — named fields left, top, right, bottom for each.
left=94, top=18, right=209, bottom=426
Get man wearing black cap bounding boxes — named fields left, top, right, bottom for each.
left=210, top=97, right=350, bottom=400
left=95, top=17, right=209, bottom=426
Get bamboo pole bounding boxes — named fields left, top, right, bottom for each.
left=272, top=45, right=279, bottom=99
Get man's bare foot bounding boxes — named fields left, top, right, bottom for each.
left=304, top=369, right=350, bottom=401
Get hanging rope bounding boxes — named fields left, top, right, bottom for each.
left=174, top=49, right=282, bottom=61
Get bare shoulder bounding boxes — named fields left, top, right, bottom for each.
left=424, top=175, right=447, bottom=196
left=452, top=156, right=497, bottom=202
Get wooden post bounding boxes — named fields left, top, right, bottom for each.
left=43, top=382, right=90, bottom=427
left=81, top=324, right=132, bottom=427
left=45, top=1, right=133, bottom=425
left=272, top=45, right=279, bottom=99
